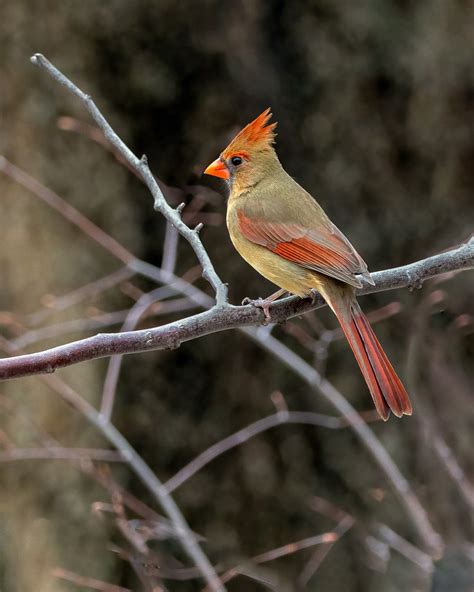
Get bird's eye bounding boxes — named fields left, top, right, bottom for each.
left=230, top=156, right=243, bottom=166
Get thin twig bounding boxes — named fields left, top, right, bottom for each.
left=10, top=310, right=137, bottom=350
left=298, top=516, right=355, bottom=586
left=432, top=434, right=474, bottom=509
left=52, top=568, right=131, bottom=592
left=25, top=266, right=135, bottom=326
left=252, top=533, right=338, bottom=563
left=29, top=53, right=228, bottom=305
left=0, top=156, right=214, bottom=314
left=162, top=221, right=180, bottom=274
left=56, top=115, right=223, bottom=226
left=376, top=524, right=434, bottom=572
left=0, top=447, right=124, bottom=463
left=209, top=532, right=338, bottom=590
left=0, top=156, right=133, bottom=264
left=165, top=410, right=376, bottom=493
left=10, top=298, right=196, bottom=350
left=100, top=286, right=178, bottom=420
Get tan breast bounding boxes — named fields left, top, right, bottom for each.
left=226, top=199, right=318, bottom=297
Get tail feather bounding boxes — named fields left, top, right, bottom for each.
left=336, top=301, right=412, bottom=421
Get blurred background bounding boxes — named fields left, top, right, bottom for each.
left=0, top=1, right=473, bottom=591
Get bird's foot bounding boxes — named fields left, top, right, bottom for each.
left=242, top=296, right=274, bottom=323
left=408, top=278, right=424, bottom=292
left=308, top=288, right=320, bottom=304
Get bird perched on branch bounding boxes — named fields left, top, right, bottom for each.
left=204, top=109, right=412, bottom=420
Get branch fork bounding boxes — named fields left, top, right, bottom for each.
left=30, top=52, right=229, bottom=307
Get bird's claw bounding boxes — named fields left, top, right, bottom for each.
left=242, top=297, right=273, bottom=323
left=408, top=278, right=424, bottom=292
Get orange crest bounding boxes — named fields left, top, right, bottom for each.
left=222, top=108, right=277, bottom=157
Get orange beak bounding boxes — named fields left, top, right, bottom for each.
left=203, top=158, right=230, bottom=180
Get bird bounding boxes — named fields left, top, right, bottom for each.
left=204, top=109, right=412, bottom=421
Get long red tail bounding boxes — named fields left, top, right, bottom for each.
left=335, top=299, right=412, bottom=421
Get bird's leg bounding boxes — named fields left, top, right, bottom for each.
left=242, top=288, right=287, bottom=322
left=308, top=288, right=321, bottom=304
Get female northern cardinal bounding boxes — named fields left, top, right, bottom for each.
left=204, top=109, right=412, bottom=420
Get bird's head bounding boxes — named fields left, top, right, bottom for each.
left=204, top=108, right=279, bottom=194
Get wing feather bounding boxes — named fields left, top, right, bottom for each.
left=237, top=209, right=372, bottom=288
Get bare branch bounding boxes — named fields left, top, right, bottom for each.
left=0, top=156, right=134, bottom=264
left=252, top=533, right=338, bottom=563
left=25, top=266, right=135, bottom=326
left=432, top=434, right=474, bottom=509
left=56, top=115, right=223, bottom=227
left=9, top=299, right=196, bottom=350
left=0, top=447, right=124, bottom=463
left=161, top=221, right=179, bottom=274
left=299, top=516, right=355, bottom=586
left=209, top=532, right=340, bottom=590
left=29, top=53, right=228, bottom=305
left=376, top=524, right=434, bottom=572
left=165, top=409, right=377, bottom=493
left=100, top=286, right=176, bottom=420
left=1, top=237, right=472, bottom=381
left=52, top=568, right=131, bottom=592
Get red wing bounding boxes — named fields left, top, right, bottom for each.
left=237, top=209, right=371, bottom=287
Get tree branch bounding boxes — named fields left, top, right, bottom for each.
left=0, top=447, right=125, bottom=463
left=1, top=237, right=472, bottom=381
left=164, top=409, right=378, bottom=494
left=29, top=53, right=228, bottom=306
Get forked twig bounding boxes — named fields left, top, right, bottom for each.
left=29, top=53, right=228, bottom=305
